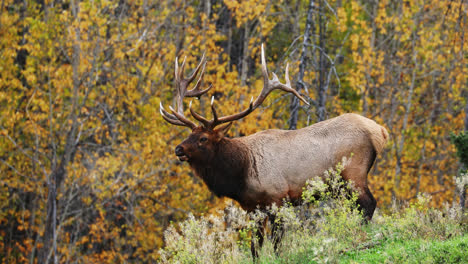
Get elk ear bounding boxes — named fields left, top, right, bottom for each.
left=214, top=122, right=233, bottom=138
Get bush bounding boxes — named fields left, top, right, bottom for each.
left=451, top=132, right=468, bottom=170
left=451, top=132, right=468, bottom=208
left=159, top=160, right=468, bottom=263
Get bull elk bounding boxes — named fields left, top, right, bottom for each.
left=160, top=44, right=388, bottom=256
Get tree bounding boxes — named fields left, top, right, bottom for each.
left=289, top=0, right=314, bottom=130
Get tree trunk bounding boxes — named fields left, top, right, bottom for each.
left=39, top=165, right=64, bottom=264
left=316, top=0, right=328, bottom=122
left=227, top=15, right=233, bottom=72
left=39, top=1, right=81, bottom=262
left=289, top=0, right=314, bottom=130
left=240, top=22, right=250, bottom=86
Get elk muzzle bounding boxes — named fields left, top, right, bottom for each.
left=175, top=145, right=189, bottom=161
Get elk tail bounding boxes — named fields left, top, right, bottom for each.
left=370, top=125, right=389, bottom=154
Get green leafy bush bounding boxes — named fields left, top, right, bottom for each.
left=451, top=132, right=468, bottom=171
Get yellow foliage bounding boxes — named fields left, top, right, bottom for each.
left=0, top=0, right=466, bottom=262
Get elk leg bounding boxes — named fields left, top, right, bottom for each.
left=356, top=187, right=377, bottom=222
left=342, top=151, right=377, bottom=222
left=270, top=214, right=284, bottom=254
left=250, top=217, right=267, bottom=259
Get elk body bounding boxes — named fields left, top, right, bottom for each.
left=160, top=45, right=388, bottom=256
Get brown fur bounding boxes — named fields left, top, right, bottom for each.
left=190, top=138, right=252, bottom=202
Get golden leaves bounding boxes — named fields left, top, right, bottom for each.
left=0, top=0, right=466, bottom=262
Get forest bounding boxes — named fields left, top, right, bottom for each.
left=0, top=0, right=466, bottom=263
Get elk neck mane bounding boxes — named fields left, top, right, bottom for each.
left=190, top=137, right=254, bottom=202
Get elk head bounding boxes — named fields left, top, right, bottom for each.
left=160, top=44, right=309, bottom=165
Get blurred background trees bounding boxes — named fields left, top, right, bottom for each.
left=0, top=0, right=466, bottom=262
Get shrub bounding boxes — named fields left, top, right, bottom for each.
left=451, top=132, right=468, bottom=170
left=159, top=210, right=251, bottom=264
left=159, top=158, right=468, bottom=263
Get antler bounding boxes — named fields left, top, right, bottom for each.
left=160, top=45, right=309, bottom=130
left=160, top=52, right=212, bottom=129
left=189, top=44, right=309, bottom=129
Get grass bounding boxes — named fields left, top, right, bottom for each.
left=159, top=161, right=468, bottom=264
left=340, top=233, right=468, bottom=264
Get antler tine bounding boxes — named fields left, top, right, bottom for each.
left=168, top=105, right=197, bottom=129
left=188, top=96, right=222, bottom=129
left=160, top=52, right=212, bottom=129
left=210, top=96, right=218, bottom=123
left=174, top=55, right=186, bottom=114
left=180, top=52, right=213, bottom=98
left=175, top=53, right=210, bottom=102
left=251, top=43, right=279, bottom=108
left=261, top=43, right=269, bottom=85
left=285, top=63, right=291, bottom=87
left=186, top=52, right=205, bottom=83
left=160, top=102, right=195, bottom=128
left=174, top=56, right=180, bottom=85
left=271, top=63, right=309, bottom=105
left=254, top=45, right=309, bottom=107
left=179, top=56, right=187, bottom=82
left=189, top=100, right=211, bottom=128
left=160, top=102, right=177, bottom=120
left=185, top=53, right=207, bottom=95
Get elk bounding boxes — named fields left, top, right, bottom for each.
left=160, top=44, right=388, bottom=256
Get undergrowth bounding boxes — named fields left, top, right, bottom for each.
left=159, top=159, right=468, bottom=264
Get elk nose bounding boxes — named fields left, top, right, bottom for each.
left=175, top=145, right=185, bottom=156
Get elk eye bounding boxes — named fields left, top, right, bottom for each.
left=200, top=137, right=208, bottom=143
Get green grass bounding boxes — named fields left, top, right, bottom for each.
left=340, top=233, right=468, bottom=264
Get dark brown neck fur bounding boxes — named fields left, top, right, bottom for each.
left=190, top=138, right=251, bottom=202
